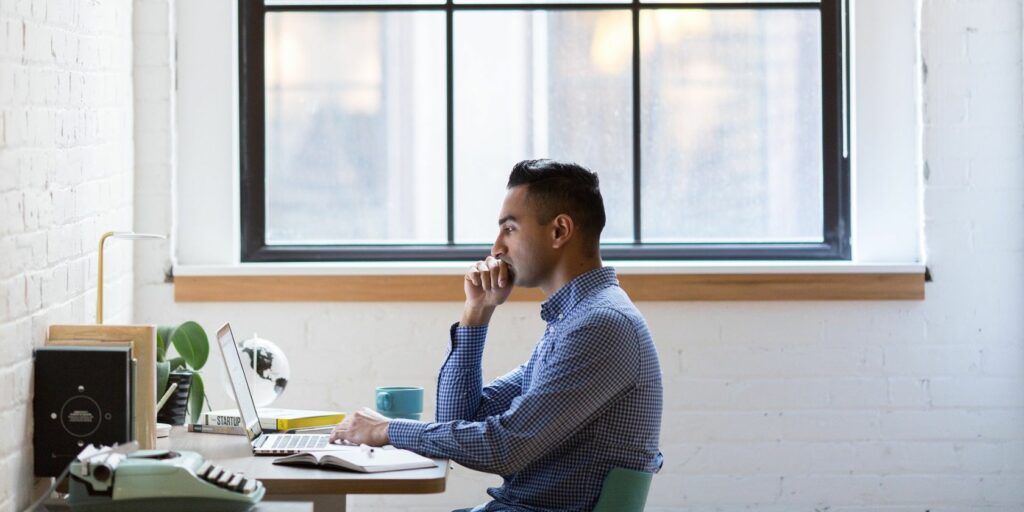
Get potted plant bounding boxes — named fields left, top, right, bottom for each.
left=156, top=321, right=209, bottom=425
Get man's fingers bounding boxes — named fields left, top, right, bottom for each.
left=498, top=261, right=509, bottom=288
left=330, top=428, right=346, bottom=444
left=477, top=261, right=492, bottom=291
left=467, top=262, right=486, bottom=287
left=467, top=258, right=512, bottom=292
left=488, top=259, right=502, bottom=288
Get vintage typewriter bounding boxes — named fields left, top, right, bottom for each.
left=64, top=444, right=265, bottom=511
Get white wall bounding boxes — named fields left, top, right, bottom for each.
left=0, top=0, right=135, bottom=510
left=132, top=0, right=175, bottom=288
left=131, top=0, right=1024, bottom=511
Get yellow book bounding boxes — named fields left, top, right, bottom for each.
left=202, top=408, right=345, bottom=431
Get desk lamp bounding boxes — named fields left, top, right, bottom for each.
left=97, top=231, right=166, bottom=324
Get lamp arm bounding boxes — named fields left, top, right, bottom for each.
left=96, top=231, right=115, bottom=324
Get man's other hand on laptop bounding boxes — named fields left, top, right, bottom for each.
left=330, top=407, right=390, bottom=447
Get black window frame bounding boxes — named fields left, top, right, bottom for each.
left=239, top=0, right=850, bottom=262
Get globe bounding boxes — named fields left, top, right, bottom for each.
left=230, top=334, right=290, bottom=407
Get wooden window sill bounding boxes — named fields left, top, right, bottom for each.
left=172, top=263, right=925, bottom=302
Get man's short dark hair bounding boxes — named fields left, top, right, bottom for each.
left=507, top=159, right=606, bottom=250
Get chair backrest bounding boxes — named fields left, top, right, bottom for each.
left=591, top=467, right=653, bottom=512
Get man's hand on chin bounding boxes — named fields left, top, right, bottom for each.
left=461, top=256, right=515, bottom=326
left=329, top=407, right=391, bottom=447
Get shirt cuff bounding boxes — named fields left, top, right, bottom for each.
left=448, top=322, right=488, bottom=365
left=388, top=418, right=430, bottom=452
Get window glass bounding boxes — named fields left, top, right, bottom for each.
left=264, top=11, right=448, bottom=244
left=640, top=9, right=823, bottom=243
left=453, top=10, right=634, bottom=244
left=247, top=2, right=844, bottom=260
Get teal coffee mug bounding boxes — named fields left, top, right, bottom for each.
left=376, top=386, right=424, bottom=420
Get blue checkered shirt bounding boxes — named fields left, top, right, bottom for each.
left=389, top=267, right=663, bottom=511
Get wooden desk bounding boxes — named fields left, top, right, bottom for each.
left=42, top=501, right=315, bottom=512
left=159, top=427, right=448, bottom=511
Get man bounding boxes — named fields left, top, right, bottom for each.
left=332, top=159, right=663, bottom=511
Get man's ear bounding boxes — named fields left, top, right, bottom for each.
left=551, top=214, right=574, bottom=249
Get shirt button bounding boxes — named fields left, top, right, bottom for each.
left=557, top=314, right=564, bottom=320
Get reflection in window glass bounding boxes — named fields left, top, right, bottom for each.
left=264, top=12, right=447, bottom=245
left=641, top=9, right=823, bottom=243
left=453, top=10, right=633, bottom=244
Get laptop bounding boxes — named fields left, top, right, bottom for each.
left=216, top=322, right=345, bottom=455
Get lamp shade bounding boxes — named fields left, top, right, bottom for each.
left=97, top=231, right=166, bottom=324
left=108, top=232, right=166, bottom=241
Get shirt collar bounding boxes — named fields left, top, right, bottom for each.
left=540, top=266, right=618, bottom=323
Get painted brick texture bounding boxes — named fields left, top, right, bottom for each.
left=0, top=1, right=134, bottom=510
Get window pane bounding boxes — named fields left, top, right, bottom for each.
left=454, top=10, right=633, bottom=244
left=640, top=9, right=823, bottom=243
left=642, top=0, right=818, bottom=4
left=456, top=0, right=622, bottom=4
left=267, top=0, right=443, bottom=5
left=264, top=12, right=447, bottom=245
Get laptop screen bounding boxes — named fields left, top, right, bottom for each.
left=216, top=323, right=263, bottom=441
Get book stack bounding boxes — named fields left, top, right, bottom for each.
left=197, top=408, right=346, bottom=432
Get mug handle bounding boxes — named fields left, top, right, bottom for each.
left=376, top=391, right=392, bottom=412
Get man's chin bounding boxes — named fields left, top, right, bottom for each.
left=512, top=274, right=536, bottom=288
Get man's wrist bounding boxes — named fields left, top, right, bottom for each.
left=376, top=420, right=390, bottom=446
left=460, top=304, right=496, bottom=327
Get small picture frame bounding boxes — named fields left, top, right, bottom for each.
left=46, top=325, right=157, bottom=449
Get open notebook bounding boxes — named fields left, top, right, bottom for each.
left=273, top=445, right=435, bottom=473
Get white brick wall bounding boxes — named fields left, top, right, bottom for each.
left=19, top=0, right=1010, bottom=510
left=0, top=1, right=134, bottom=510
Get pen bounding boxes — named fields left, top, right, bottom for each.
left=360, top=444, right=375, bottom=458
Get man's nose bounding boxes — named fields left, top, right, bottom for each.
left=491, top=237, right=506, bottom=258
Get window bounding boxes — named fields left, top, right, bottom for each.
left=239, top=0, right=849, bottom=262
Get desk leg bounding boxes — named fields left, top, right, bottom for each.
left=264, top=494, right=346, bottom=512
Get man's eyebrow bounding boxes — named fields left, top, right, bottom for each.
left=498, top=215, right=517, bottom=226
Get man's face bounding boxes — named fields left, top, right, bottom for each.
left=491, top=186, right=557, bottom=288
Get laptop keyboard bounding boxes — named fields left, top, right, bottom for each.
left=271, top=434, right=329, bottom=450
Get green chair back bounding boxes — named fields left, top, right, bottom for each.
left=591, top=467, right=653, bottom=512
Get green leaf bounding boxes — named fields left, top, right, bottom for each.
left=156, top=326, right=174, bottom=362
left=170, top=321, right=209, bottom=371
left=188, top=372, right=205, bottom=425
left=156, top=361, right=170, bottom=402
left=168, top=356, right=185, bottom=372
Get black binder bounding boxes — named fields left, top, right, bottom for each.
left=33, top=345, right=133, bottom=476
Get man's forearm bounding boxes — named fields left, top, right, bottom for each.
left=460, top=304, right=496, bottom=327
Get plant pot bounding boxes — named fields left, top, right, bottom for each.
left=157, top=371, right=193, bottom=425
